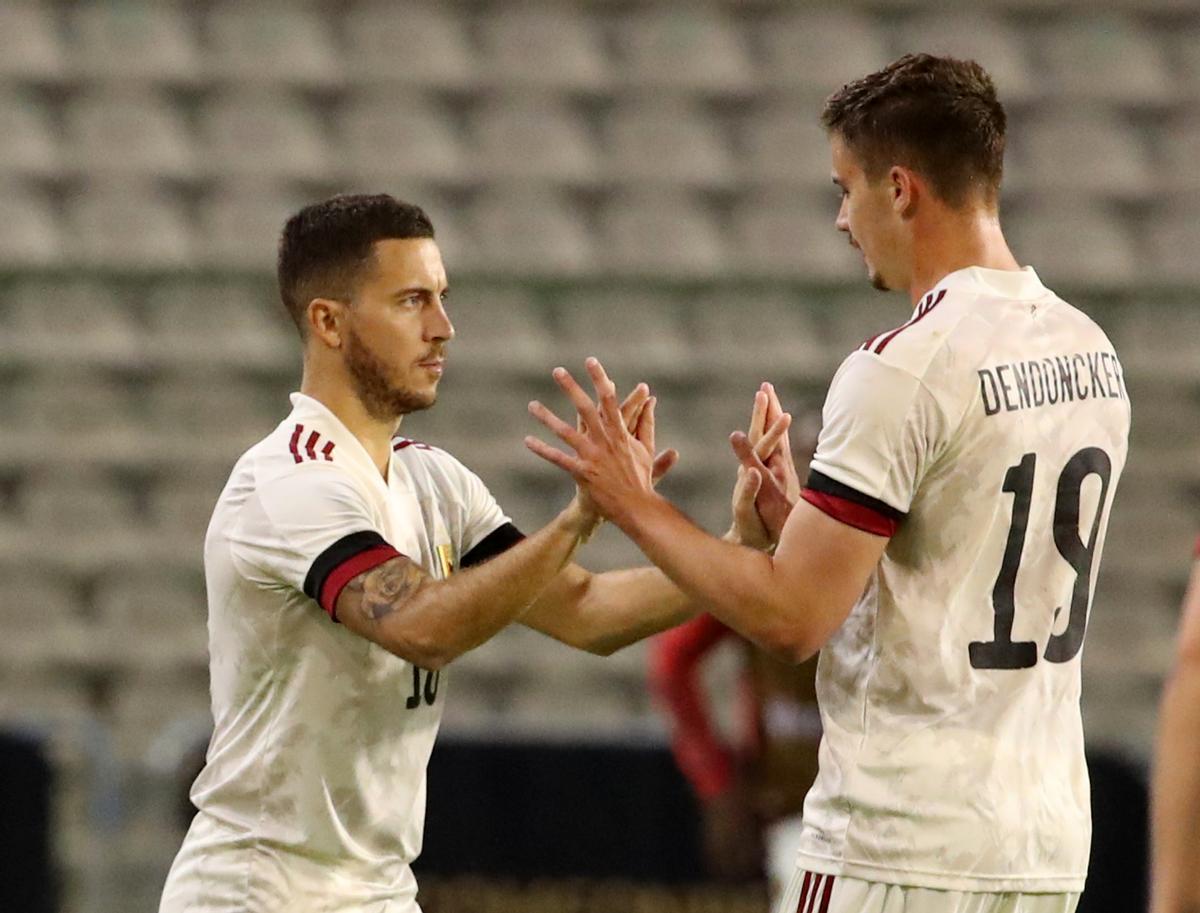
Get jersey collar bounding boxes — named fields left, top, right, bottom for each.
left=933, top=265, right=1047, bottom=301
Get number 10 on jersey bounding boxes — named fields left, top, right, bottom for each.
left=969, top=447, right=1113, bottom=670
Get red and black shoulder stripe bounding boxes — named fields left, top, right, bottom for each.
left=287, top=423, right=336, bottom=463
left=858, top=288, right=947, bottom=356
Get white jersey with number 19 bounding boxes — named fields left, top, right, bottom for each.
left=794, top=267, right=1130, bottom=892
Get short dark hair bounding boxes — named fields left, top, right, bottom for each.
left=277, top=193, right=435, bottom=335
left=821, top=54, right=1006, bottom=207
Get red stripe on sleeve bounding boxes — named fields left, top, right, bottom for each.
left=318, top=544, right=403, bottom=620
left=801, top=487, right=898, bottom=538
left=795, top=871, right=812, bottom=913
left=817, top=874, right=835, bottom=913
left=289, top=424, right=304, bottom=463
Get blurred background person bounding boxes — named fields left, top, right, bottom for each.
left=650, top=403, right=822, bottom=899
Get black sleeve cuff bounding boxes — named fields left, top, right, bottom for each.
left=303, top=530, right=393, bottom=602
left=461, top=523, right=526, bottom=569
left=805, top=469, right=907, bottom=522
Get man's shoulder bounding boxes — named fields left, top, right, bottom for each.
left=844, top=287, right=985, bottom=385
left=391, top=436, right=479, bottom=492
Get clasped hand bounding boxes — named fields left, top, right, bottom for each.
left=526, top=357, right=800, bottom=547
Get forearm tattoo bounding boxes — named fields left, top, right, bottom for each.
left=344, top=559, right=427, bottom=623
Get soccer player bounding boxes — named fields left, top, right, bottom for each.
left=158, top=194, right=789, bottom=913
left=1150, top=537, right=1200, bottom=913
left=527, top=55, right=1131, bottom=913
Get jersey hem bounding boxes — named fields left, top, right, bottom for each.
left=794, top=851, right=1086, bottom=894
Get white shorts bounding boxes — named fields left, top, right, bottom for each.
left=775, top=869, right=1081, bottom=913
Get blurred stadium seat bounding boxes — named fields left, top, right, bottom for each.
left=754, top=9, right=890, bottom=98
left=338, top=92, right=470, bottom=187
left=605, top=99, right=735, bottom=188
left=0, top=3, right=65, bottom=84
left=64, top=90, right=195, bottom=181
left=204, top=3, right=340, bottom=88
left=1034, top=14, right=1174, bottom=106
left=615, top=7, right=754, bottom=95
left=598, top=190, right=726, bottom=276
left=0, top=183, right=62, bottom=265
left=198, top=92, right=330, bottom=182
left=344, top=4, right=476, bottom=90
left=477, top=6, right=610, bottom=93
left=69, top=182, right=194, bottom=269
left=471, top=96, right=602, bottom=185
left=71, top=1, right=199, bottom=85
left=0, top=91, right=61, bottom=181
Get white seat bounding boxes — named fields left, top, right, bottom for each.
left=1005, top=202, right=1138, bottom=288
left=2, top=278, right=141, bottom=366
left=1159, top=112, right=1200, bottom=194
left=555, top=290, right=692, bottom=377
left=692, top=291, right=831, bottom=380
left=71, top=1, right=199, bottom=84
left=1145, top=204, right=1200, bottom=286
left=93, top=568, right=208, bottom=673
left=204, top=3, right=340, bottom=88
left=1, top=373, right=139, bottom=438
left=196, top=184, right=309, bottom=269
left=69, top=182, right=193, bottom=268
left=110, top=677, right=212, bottom=762
left=0, top=3, right=67, bottom=82
left=145, top=378, right=280, bottom=439
left=344, top=4, right=475, bottom=89
left=199, top=93, right=329, bottom=181
left=599, top=191, right=725, bottom=277
left=64, top=90, right=195, bottom=180
left=615, top=7, right=753, bottom=94
left=1108, top=289, right=1200, bottom=381
left=604, top=100, right=734, bottom=187
left=436, top=287, right=554, bottom=376
left=337, top=92, right=468, bottom=186
left=755, top=10, right=890, bottom=97
left=0, top=92, right=61, bottom=180
left=889, top=13, right=1035, bottom=104
left=1018, top=111, right=1153, bottom=199
left=467, top=187, right=595, bottom=276
left=477, top=6, right=609, bottom=92
left=144, top=279, right=293, bottom=370
left=24, top=473, right=138, bottom=535
left=730, top=191, right=860, bottom=282
left=0, top=184, right=62, bottom=265
left=1035, top=15, right=1173, bottom=106
left=471, top=96, right=601, bottom=185
left=0, top=578, right=88, bottom=671
left=740, top=105, right=834, bottom=191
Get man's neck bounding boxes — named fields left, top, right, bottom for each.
left=299, top=374, right=398, bottom=478
left=907, top=207, right=1020, bottom=305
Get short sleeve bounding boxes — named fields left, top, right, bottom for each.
left=230, top=465, right=403, bottom=619
left=803, top=352, right=946, bottom=537
left=452, top=462, right=513, bottom=556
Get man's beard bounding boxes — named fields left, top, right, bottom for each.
left=344, top=325, right=437, bottom=422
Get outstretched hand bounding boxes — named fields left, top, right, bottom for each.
left=728, top=383, right=800, bottom=547
left=526, top=357, right=678, bottom=529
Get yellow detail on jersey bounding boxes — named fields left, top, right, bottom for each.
left=435, top=544, right=454, bottom=578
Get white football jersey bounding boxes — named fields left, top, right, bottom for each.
left=795, top=267, right=1130, bottom=892
left=160, top=393, right=512, bottom=913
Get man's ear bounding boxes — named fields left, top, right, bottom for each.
left=890, top=165, right=920, bottom=218
left=307, top=298, right=346, bottom=349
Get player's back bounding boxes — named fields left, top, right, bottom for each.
left=798, top=267, right=1130, bottom=892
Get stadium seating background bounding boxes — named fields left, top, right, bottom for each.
left=0, top=0, right=1195, bottom=908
